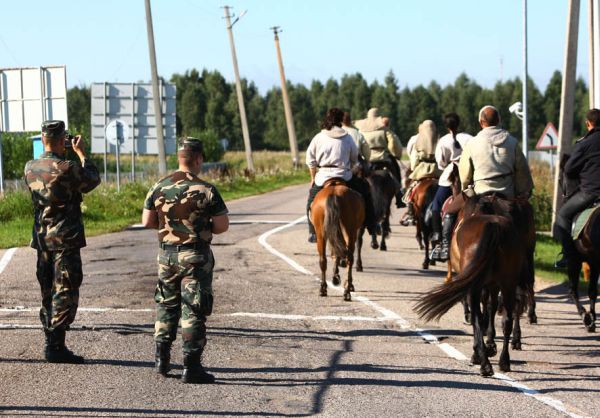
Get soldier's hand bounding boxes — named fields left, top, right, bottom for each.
left=72, top=135, right=86, bottom=157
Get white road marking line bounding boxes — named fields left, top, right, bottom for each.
left=494, top=373, right=588, bottom=418
left=229, top=312, right=391, bottom=322
left=257, top=215, right=313, bottom=275
left=258, top=216, right=589, bottom=418
left=0, top=247, right=17, bottom=275
left=0, top=307, right=153, bottom=313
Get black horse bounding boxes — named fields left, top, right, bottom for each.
left=566, top=208, right=600, bottom=331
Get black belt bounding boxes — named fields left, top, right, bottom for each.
left=159, top=242, right=207, bottom=252
left=318, top=165, right=340, bottom=168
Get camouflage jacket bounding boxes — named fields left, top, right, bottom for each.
left=24, top=152, right=101, bottom=251
left=144, top=171, right=228, bottom=246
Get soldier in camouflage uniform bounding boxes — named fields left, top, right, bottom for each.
left=24, top=120, right=101, bottom=364
left=142, top=137, right=229, bottom=384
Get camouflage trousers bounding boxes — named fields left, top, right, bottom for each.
left=36, top=248, right=83, bottom=332
left=154, top=247, right=214, bottom=355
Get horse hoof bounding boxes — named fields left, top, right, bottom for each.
left=586, top=322, right=596, bottom=333
left=319, top=290, right=327, bottom=297
left=344, top=292, right=352, bottom=302
left=371, top=241, right=379, bottom=250
left=379, top=245, right=387, bottom=251
left=356, top=265, right=363, bottom=272
left=480, top=364, right=494, bottom=377
left=444, top=277, right=453, bottom=284
left=339, top=259, right=347, bottom=268
left=584, top=312, right=593, bottom=327
left=349, top=284, right=355, bottom=292
left=512, top=341, right=522, bottom=350
left=422, top=262, right=429, bottom=270
left=499, top=362, right=511, bottom=373
left=485, top=344, right=497, bottom=358
left=470, top=353, right=481, bottom=366
left=332, top=274, right=341, bottom=286
left=528, top=314, right=538, bottom=325
left=429, top=260, right=436, bottom=266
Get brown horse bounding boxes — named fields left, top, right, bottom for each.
left=566, top=208, right=600, bottom=332
left=409, top=178, right=438, bottom=269
left=415, top=196, right=531, bottom=377
left=310, top=179, right=365, bottom=301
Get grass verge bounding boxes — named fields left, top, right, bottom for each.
left=0, top=151, right=309, bottom=249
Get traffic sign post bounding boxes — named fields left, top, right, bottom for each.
left=106, top=119, right=129, bottom=193
left=536, top=122, right=559, bottom=175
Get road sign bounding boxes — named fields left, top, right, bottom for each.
left=106, top=119, right=129, bottom=147
left=536, top=122, right=559, bottom=150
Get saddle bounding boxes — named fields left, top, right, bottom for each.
left=572, top=202, right=600, bottom=239
left=323, top=178, right=347, bottom=188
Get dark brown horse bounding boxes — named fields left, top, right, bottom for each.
left=566, top=208, right=600, bottom=331
left=409, top=178, right=438, bottom=269
left=415, top=196, right=532, bottom=377
left=310, top=179, right=365, bottom=301
left=366, top=162, right=400, bottom=252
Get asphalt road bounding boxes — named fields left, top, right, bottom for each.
left=0, top=183, right=598, bottom=417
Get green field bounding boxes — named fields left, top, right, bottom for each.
left=0, top=151, right=308, bottom=249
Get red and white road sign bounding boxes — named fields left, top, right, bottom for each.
left=536, top=122, right=558, bottom=150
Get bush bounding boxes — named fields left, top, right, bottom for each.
left=1, top=132, right=35, bottom=179
left=184, top=129, right=225, bottom=162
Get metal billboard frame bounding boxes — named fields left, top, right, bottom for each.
left=0, top=65, right=68, bottom=194
left=90, top=82, right=176, bottom=182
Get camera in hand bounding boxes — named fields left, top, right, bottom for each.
left=65, top=133, right=74, bottom=148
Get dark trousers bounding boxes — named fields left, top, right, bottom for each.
left=307, top=176, right=376, bottom=234
left=553, top=190, right=598, bottom=257
left=36, top=248, right=83, bottom=332
left=431, top=185, right=452, bottom=213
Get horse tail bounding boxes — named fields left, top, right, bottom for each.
left=414, top=220, right=502, bottom=322
left=324, top=194, right=347, bottom=258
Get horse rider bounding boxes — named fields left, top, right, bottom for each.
left=430, top=113, right=473, bottom=261
left=354, top=108, right=404, bottom=207
left=553, top=108, right=600, bottom=268
left=400, top=120, right=442, bottom=225
left=342, top=111, right=370, bottom=163
left=306, top=107, right=377, bottom=243
left=399, top=128, right=420, bottom=226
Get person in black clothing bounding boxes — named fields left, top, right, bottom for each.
left=554, top=108, right=600, bottom=268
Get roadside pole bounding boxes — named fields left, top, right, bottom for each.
left=144, top=0, right=167, bottom=175
left=271, top=26, right=300, bottom=168
left=553, top=0, right=581, bottom=228
left=223, top=6, right=254, bottom=173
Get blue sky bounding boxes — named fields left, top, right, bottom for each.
left=0, top=0, right=592, bottom=93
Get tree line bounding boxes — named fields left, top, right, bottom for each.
left=64, top=68, right=590, bottom=154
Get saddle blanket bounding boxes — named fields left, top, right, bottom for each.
left=572, top=204, right=600, bottom=239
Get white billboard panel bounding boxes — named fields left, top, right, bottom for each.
left=90, top=82, right=176, bottom=155
left=0, top=66, right=68, bottom=132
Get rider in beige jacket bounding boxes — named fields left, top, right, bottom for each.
left=459, top=106, right=533, bottom=198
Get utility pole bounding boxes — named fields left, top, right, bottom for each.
left=553, top=0, right=581, bottom=227
left=144, top=0, right=167, bottom=175
left=592, top=0, right=600, bottom=107
left=588, top=0, right=596, bottom=108
left=522, top=0, right=529, bottom=159
left=271, top=26, right=300, bottom=168
left=223, top=6, right=254, bottom=172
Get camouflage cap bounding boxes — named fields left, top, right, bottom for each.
left=178, top=137, right=204, bottom=154
left=41, top=120, right=66, bottom=139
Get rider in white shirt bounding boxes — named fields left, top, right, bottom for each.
left=430, top=113, right=473, bottom=261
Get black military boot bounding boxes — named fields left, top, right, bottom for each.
left=434, top=213, right=456, bottom=262
left=155, top=342, right=171, bottom=375
left=45, top=328, right=84, bottom=364
left=181, top=353, right=215, bottom=384
left=430, top=210, right=442, bottom=244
